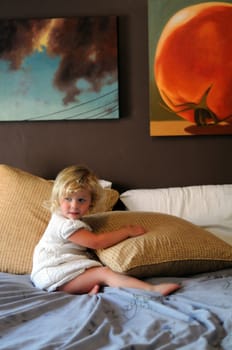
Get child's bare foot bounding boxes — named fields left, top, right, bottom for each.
left=152, top=283, right=181, bottom=296
left=88, top=284, right=100, bottom=295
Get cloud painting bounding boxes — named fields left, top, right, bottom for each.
left=0, top=16, right=119, bottom=121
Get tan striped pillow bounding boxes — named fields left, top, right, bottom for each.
left=0, top=165, right=52, bottom=274
left=83, top=211, right=232, bottom=277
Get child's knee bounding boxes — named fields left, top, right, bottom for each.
left=101, top=266, right=112, bottom=274
left=101, top=266, right=116, bottom=279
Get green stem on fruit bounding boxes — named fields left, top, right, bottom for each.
left=160, top=86, right=220, bottom=126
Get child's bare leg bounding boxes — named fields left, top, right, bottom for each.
left=58, top=266, right=180, bottom=295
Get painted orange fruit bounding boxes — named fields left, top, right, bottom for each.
left=154, top=2, right=232, bottom=126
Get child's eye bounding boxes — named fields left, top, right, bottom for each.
left=64, top=197, right=72, bottom=202
left=78, top=198, right=86, bottom=203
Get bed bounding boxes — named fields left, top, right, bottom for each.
left=1, top=164, right=232, bottom=350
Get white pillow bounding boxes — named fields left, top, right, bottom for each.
left=120, top=185, right=232, bottom=246
left=99, top=179, right=112, bottom=188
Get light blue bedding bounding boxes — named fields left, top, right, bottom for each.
left=0, top=269, right=232, bottom=349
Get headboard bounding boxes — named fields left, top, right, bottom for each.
left=1, top=0, right=232, bottom=193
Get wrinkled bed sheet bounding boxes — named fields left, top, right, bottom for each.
left=1, top=269, right=232, bottom=350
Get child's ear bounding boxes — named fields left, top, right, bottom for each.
left=89, top=202, right=94, bottom=210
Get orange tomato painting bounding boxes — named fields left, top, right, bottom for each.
left=148, top=0, right=232, bottom=136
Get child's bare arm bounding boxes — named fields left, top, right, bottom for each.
left=68, top=225, right=147, bottom=249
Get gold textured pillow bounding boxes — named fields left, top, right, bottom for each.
left=83, top=211, right=232, bottom=277
left=0, top=165, right=119, bottom=274
left=0, top=165, right=53, bottom=274
left=90, top=188, right=119, bottom=214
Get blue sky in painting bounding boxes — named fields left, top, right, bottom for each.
left=0, top=50, right=118, bottom=121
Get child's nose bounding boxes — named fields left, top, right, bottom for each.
left=71, top=201, right=79, bottom=208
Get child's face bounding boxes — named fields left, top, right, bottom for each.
left=59, top=189, right=92, bottom=220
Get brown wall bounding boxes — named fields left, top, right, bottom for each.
left=0, top=0, right=232, bottom=191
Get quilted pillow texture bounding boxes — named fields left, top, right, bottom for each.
left=91, top=188, right=119, bottom=214
left=83, top=211, right=232, bottom=277
left=0, top=164, right=119, bottom=274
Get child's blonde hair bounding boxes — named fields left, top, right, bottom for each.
left=48, top=165, right=103, bottom=213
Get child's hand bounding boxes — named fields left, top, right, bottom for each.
left=123, top=225, right=147, bottom=238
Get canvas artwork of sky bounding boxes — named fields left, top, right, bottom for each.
left=0, top=16, right=119, bottom=121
